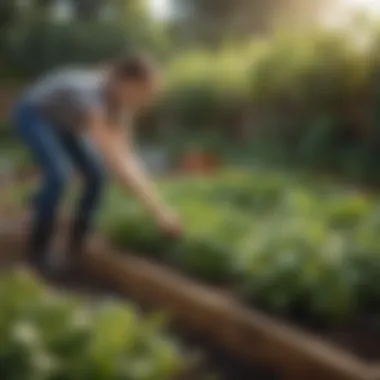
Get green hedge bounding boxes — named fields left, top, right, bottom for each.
left=3, top=25, right=380, bottom=181
left=161, top=29, right=373, bottom=125
left=0, top=271, right=185, bottom=380
left=151, top=26, right=379, bottom=181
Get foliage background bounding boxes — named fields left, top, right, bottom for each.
left=1, top=0, right=380, bottom=182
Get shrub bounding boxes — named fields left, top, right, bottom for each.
left=156, top=26, right=377, bottom=181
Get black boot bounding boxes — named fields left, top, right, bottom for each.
left=27, top=218, right=56, bottom=279
left=59, top=216, right=89, bottom=277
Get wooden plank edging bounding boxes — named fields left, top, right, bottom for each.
left=0, top=226, right=379, bottom=380
left=85, top=249, right=380, bottom=380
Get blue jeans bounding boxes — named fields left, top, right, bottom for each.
left=12, top=101, right=106, bottom=263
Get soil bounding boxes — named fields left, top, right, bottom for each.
left=314, top=319, right=380, bottom=362
left=171, top=325, right=279, bottom=380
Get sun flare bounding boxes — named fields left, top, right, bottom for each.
left=323, top=0, right=380, bottom=29
left=342, top=0, right=380, bottom=14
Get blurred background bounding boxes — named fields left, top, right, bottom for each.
left=0, top=0, right=379, bottom=181
left=1, top=1, right=380, bottom=379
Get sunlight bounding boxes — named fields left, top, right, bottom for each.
left=150, top=0, right=170, bottom=19
left=322, top=0, right=380, bottom=29
left=342, top=0, right=380, bottom=14
left=321, top=0, right=379, bottom=49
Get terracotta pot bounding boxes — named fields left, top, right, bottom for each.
left=180, top=151, right=220, bottom=174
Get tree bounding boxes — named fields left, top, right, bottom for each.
left=171, top=0, right=332, bottom=46
left=0, top=0, right=22, bottom=72
left=0, top=1, right=16, bottom=31
left=0, top=0, right=170, bottom=78
left=66, top=0, right=150, bottom=21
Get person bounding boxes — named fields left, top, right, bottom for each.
left=12, top=54, right=183, bottom=277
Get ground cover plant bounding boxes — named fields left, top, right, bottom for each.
left=4, top=168, right=380, bottom=330
left=100, top=169, right=380, bottom=327
left=0, top=270, right=187, bottom=380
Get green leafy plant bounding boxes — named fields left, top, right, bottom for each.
left=102, top=169, right=380, bottom=325
left=0, top=271, right=185, bottom=380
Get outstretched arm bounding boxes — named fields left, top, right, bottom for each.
left=87, top=111, right=181, bottom=235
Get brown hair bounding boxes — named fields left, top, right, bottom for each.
left=112, top=54, right=156, bottom=82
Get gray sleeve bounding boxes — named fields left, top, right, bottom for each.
left=75, top=88, right=104, bottom=115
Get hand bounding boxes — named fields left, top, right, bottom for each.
left=156, top=210, right=183, bottom=238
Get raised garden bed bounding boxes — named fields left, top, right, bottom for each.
left=100, top=170, right=380, bottom=378
left=0, top=252, right=190, bottom=380
left=1, top=220, right=379, bottom=380
left=0, top=220, right=282, bottom=380
left=3, top=168, right=380, bottom=379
